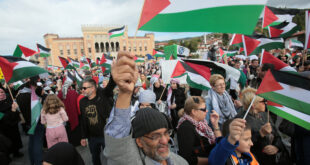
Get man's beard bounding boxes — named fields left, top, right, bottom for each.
left=141, top=139, right=170, bottom=161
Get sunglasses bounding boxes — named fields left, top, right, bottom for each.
left=197, top=107, right=207, bottom=112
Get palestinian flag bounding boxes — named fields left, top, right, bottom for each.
left=79, top=57, right=90, bottom=70
left=86, top=58, right=96, bottom=68
left=58, top=57, right=75, bottom=70
left=100, top=53, right=113, bottom=74
left=12, top=80, right=24, bottom=90
left=305, top=10, right=310, bottom=50
left=242, top=35, right=284, bottom=56
left=229, top=34, right=243, bottom=47
left=67, top=57, right=80, bottom=68
left=13, top=44, right=37, bottom=60
left=138, top=0, right=267, bottom=35
left=268, top=21, right=299, bottom=38
left=28, top=86, right=42, bottom=135
left=153, top=49, right=165, bottom=58
left=261, top=50, right=296, bottom=72
left=171, top=60, right=211, bottom=90
left=36, top=44, right=51, bottom=57
left=256, top=69, right=310, bottom=118
left=262, top=6, right=299, bottom=28
left=135, top=57, right=145, bottom=63
left=183, top=59, right=241, bottom=83
left=108, top=26, right=125, bottom=39
left=64, top=71, right=75, bottom=83
left=0, top=56, right=47, bottom=83
left=96, top=57, right=100, bottom=66
left=267, top=101, right=310, bottom=130
left=74, top=71, right=83, bottom=85
left=289, top=39, right=304, bottom=49
left=164, top=44, right=178, bottom=60
left=219, top=48, right=238, bottom=57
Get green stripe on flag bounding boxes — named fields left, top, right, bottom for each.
left=259, top=91, right=310, bottom=116
left=268, top=105, right=310, bottom=130
left=186, top=74, right=210, bottom=90
left=28, top=102, right=42, bottom=135
left=0, top=112, right=4, bottom=120
left=140, top=5, right=264, bottom=35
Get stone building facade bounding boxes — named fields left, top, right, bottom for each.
left=40, top=25, right=154, bottom=67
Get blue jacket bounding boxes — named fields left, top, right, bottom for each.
left=208, top=137, right=257, bottom=165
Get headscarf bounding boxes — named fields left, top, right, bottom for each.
left=149, top=77, right=158, bottom=91
left=62, top=80, right=72, bottom=99
left=167, top=78, right=180, bottom=108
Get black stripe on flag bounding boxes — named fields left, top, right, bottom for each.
left=37, top=44, right=51, bottom=52
left=108, top=26, right=125, bottom=33
left=271, top=69, right=310, bottom=91
left=183, top=59, right=226, bottom=78
left=268, top=6, right=300, bottom=15
left=1, top=56, right=27, bottom=62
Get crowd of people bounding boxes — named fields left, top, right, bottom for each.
left=0, top=49, right=309, bottom=165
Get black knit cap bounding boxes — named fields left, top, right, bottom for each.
left=132, top=107, right=168, bottom=138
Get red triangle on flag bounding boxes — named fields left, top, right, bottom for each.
left=185, top=62, right=211, bottom=81
left=153, top=49, right=157, bottom=55
left=18, top=44, right=37, bottom=57
left=266, top=100, right=283, bottom=107
left=100, top=54, right=107, bottom=65
left=262, top=6, right=278, bottom=28
left=268, top=26, right=284, bottom=38
left=138, top=0, right=170, bottom=29
left=59, top=57, right=69, bottom=69
left=243, top=36, right=260, bottom=56
left=230, top=34, right=243, bottom=45
left=262, top=50, right=288, bottom=70
left=256, top=70, right=283, bottom=95
left=0, top=57, right=18, bottom=82
left=171, top=61, right=186, bottom=78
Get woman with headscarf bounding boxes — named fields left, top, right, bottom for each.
left=167, top=78, right=186, bottom=130
left=150, top=77, right=168, bottom=113
left=0, top=86, right=23, bottom=158
left=206, top=74, right=237, bottom=127
left=177, top=96, right=221, bottom=164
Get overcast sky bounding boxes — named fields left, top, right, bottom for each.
left=0, top=0, right=205, bottom=55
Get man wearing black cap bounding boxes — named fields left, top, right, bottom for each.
left=104, top=51, right=188, bottom=165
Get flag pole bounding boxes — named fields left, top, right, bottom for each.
left=159, top=84, right=167, bottom=101
left=243, top=95, right=256, bottom=120
left=260, top=49, right=265, bottom=66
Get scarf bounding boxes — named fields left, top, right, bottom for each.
left=208, top=89, right=237, bottom=125
left=177, top=114, right=216, bottom=144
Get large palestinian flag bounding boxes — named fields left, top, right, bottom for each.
left=242, top=35, right=284, bottom=55
left=68, top=57, right=80, bottom=68
left=108, top=26, right=125, bottom=39
left=138, top=0, right=267, bottom=35
left=0, top=56, right=47, bottom=83
left=267, top=101, right=310, bottom=130
left=183, top=59, right=242, bottom=83
left=257, top=69, right=310, bottom=121
left=262, top=6, right=299, bottom=28
left=36, top=44, right=51, bottom=57
left=58, top=57, right=75, bottom=70
left=219, top=48, right=238, bottom=57
left=261, top=50, right=296, bottom=72
left=13, top=44, right=37, bottom=60
left=268, top=21, right=299, bottom=38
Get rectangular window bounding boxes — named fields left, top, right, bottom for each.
left=123, top=46, right=126, bottom=51
left=145, top=46, right=147, bottom=51
left=139, top=47, right=142, bottom=51
left=88, top=48, right=91, bottom=53
left=81, top=49, right=84, bottom=55
left=74, top=49, right=77, bottom=55
left=60, top=50, right=63, bottom=55
left=134, top=47, right=136, bottom=52
left=67, top=50, right=70, bottom=55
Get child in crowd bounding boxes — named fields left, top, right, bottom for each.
left=208, top=118, right=259, bottom=165
left=41, top=94, right=69, bottom=148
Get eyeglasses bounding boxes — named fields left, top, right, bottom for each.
left=259, top=99, right=267, bottom=104
left=143, top=129, right=173, bottom=142
left=81, top=86, right=92, bottom=90
left=197, top=107, right=207, bottom=112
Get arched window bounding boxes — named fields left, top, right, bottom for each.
left=95, top=42, right=99, bottom=53
left=106, top=42, right=109, bottom=52
left=116, top=42, right=120, bottom=51
left=100, top=42, right=104, bottom=52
